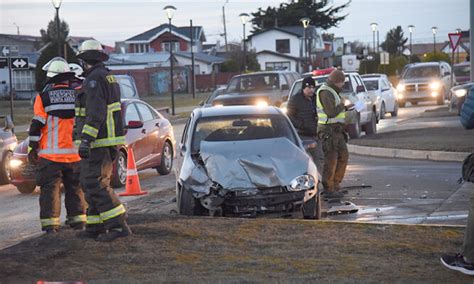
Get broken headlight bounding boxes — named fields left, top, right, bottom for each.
left=289, top=175, right=315, bottom=191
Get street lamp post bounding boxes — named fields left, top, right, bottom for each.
left=164, top=5, right=176, bottom=115
left=456, top=28, right=462, bottom=63
left=52, top=0, right=62, bottom=57
left=300, top=17, right=311, bottom=72
left=408, top=25, right=414, bottom=62
left=370, top=22, right=378, bottom=54
left=432, top=26, right=438, bottom=54
left=239, top=13, right=249, bottom=72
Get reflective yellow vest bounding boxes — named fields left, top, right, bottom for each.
left=316, top=84, right=346, bottom=124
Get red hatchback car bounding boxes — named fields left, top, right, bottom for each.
left=9, top=99, right=175, bottom=194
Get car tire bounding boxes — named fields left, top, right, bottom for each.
left=178, top=185, right=205, bottom=216
left=363, top=112, right=377, bottom=135
left=0, top=151, right=12, bottom=185
left=156, top=141, right=173, bottom=175
left=111, top=150, right=127, bottom=188
left=302, top=192, right=321, bottom=220
left=390, top=102, right=399, bottom=117
left=16, top=183, right=36, bottom=194
left=379, top=102, right=386, bottom=120
left=347, top=114, right=361, bottom=139
left=399, top=101, right=406, bottom=108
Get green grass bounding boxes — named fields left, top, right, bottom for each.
left=141, top=92, right=211, bottom=110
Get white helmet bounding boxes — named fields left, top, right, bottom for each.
left=42, top=57, right=70, bottom=78
left=69, top=63, right=83, bottom=79
left=77, top=39, right=109, bottom=62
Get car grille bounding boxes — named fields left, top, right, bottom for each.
left=405, top=83, right=430, bottom=92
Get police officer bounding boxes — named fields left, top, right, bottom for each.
left=28, top=57, right=86, bottom=234
left=75, top=39, right=130, bottom=242
left=286, top=76, right=324, bottom=172
left=316, top=69, right=353, bottom=199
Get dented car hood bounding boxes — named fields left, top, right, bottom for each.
left=183, top=137, right=317, bottom=194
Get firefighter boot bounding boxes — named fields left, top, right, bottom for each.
left=76, top=227, right=106, bottom=239
left=96, top=222, right=132, bottom=242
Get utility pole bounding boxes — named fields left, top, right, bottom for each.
left=190, top=19, right=196, bottom=99
left=471, top=0, right=474, bottom=82
left=222, top=0, right=229, bottom=53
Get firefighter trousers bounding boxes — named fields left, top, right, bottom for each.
left=80, top=147, right=126, bottom=232
left=36, top=158, right=86, bottom=231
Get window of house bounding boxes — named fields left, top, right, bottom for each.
left=275, top=39, right=290, bottom=53
left=162, top=42, right=179, bottom=52
left=185, top=65, right=201, bottom=75
left=12, top=70, right=34, bottom=91
left=265, top=61, right=291, bottom=71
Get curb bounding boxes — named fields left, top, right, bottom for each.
left=348, top=144, right=470, bottom=162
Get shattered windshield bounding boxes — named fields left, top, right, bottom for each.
left=191, top=114, right=297, bottom=152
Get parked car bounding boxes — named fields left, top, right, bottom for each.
left=9, top=99, right=175, bottom=193
left=361, top=74, right=398, bottom=119
left=396, top=61, right=454, bottom=107
left=214, top=71, right=301, bottom=107
left=285, top=72, right=377, bottom=138
left=175, top=105, right=321, bottom=219
left=449, top=83, right=474, bottom=115
left=453, top=62, right=470, bottom=86
left=0, top=115, right=17, bottom=185
left=199, top=86, right=226, bottom=108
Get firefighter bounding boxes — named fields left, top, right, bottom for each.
left=74, top=39, right=131, bottom=242
left=28, top=57, right=87, bottom=234
left=316, top=69, right=353, bottom=200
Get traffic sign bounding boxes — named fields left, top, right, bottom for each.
left=1, top=46, right=10, bottom=57
left=10, top=57, right=29, bottom=69
left=448, top=33, right=462, bottom=50
left=0, top=57, right=8, bottom=69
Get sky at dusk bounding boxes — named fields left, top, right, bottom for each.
left=0, top=0, right=469, bottom=48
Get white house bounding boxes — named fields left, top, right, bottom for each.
left=247, top=26, right=324, bottom=72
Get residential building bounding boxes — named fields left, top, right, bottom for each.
left=247, top=26, right=324, bottom=72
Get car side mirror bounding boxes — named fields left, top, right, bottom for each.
left=281, top=84, right=289, bottom=90
left=125, top=120, right=143, bottom=129
left=356, top=85, right=365, bottom=93
left=444, top=71, right=451, bottom=76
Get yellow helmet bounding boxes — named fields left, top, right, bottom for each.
left=77, top=39, right=109, bottom=62
left=42, top=57, right=71, bottom=78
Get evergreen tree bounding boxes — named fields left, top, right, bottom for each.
left=381, top=26, right=408, bottom=56
left=250, top=0, right=351, bottom=32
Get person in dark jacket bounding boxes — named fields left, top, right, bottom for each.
left=286, top=76, right=324, bottom=172
left=74, top=39, right=130, bottom=242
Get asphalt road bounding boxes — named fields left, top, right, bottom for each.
left=0, top=102, right=463, bottom=250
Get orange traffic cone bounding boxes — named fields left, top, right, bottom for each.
left=119, top=147, right=147, bottom=196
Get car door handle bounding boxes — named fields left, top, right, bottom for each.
left=141, top=129, right=146, bottom=134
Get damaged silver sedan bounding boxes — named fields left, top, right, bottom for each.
left=175, top=106, right=321, bottom=219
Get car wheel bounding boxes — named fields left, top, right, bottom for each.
left=302, top=192, right=321, bottom=220
left=379, top=102, right=386, bottom=120
left=0, top=151, right=12, bottom=185
left=390, top=102, right=399, bottom=117
left=399, top=101, right=406, bottom=108
left=16, top=183, right=36, bottom=194
left=111, top=150, right=127, bottom=188
left=178, top=185, right=205, bottom=216
left=156, top=141, right=173, bottom=175
left=363, top=112, right=377, bottom=135
left=347, top=114, right=361, bottom=139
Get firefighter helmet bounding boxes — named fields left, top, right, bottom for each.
left=76, top=39, right=109, bottom=62
left=69, top=63, right=84, bottom=79
left=42, top=57, right=72, bottom=78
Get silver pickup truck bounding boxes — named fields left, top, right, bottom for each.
left=284, top=72, right=377, bottom=139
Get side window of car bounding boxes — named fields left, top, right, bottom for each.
left=279, top=74, right=288, bottom=88
left=226, top=78, right=239, bottom=93
left=353, top=75, right=364, bottom=91
left=181, top=116, right=192, bottom=145
left=124, top=103, right=140, bottom=125
left=135, top=103, right=154, bottom=122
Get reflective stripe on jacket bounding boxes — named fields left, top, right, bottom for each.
left=73, top=63, right=125, bottom=148
left=316, top=84, right=346, bottom=124
left=28, top=84, right=80, bottom=163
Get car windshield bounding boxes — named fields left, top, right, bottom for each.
left=316, top=75, right=353, bottom=93
left=191, top=114, right=297, bottom=152
left=403, top=66, right=440, bottom=79
left=117, top=77, right=137, bottom=98
left=454, top=65, right=470, bottom=77
left=362, top=79, right=379, bottom=91
left=226, top=75, right=280, bottom=93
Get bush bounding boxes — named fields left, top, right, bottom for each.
left=422, top=52, right=451, bottom=64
